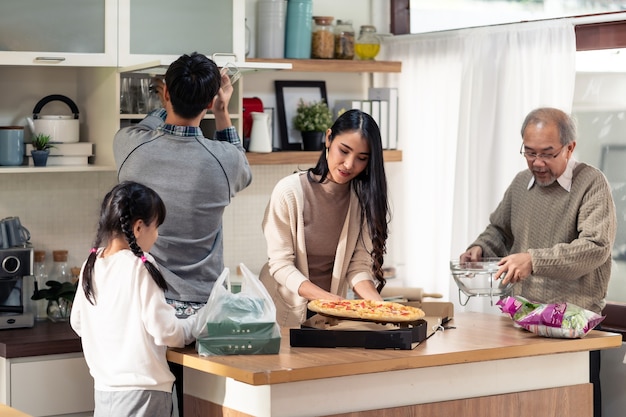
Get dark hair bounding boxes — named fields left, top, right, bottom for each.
left=309, top=109, right=389, bottom=292
left=165, top=52, right=221, bottom=119
left=520, top=107, right=577, bottom=146
left=81, top=181, right=168, bottom=304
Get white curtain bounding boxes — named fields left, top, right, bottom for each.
left=377, top=19, right=576, bottom=313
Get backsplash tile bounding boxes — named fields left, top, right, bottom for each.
left=1, top=162, right=401, bottom=279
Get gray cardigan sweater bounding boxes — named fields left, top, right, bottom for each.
left=471, top=162, right=616, bottom=314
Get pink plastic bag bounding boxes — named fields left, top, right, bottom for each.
left=497, top=296, right=604, bottom=339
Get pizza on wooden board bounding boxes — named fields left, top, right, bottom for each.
left=308, top=299, right=425, bottom=323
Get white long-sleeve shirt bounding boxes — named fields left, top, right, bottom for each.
left=71, top=249, right=200, bottom=392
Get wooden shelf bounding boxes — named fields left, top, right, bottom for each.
left=0, top=165, right=115, bottom=174
left=246, top=58, right=401, bottom=73
left=246, top=150, right=402, bottom=165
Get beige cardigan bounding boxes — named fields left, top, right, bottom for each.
left=260, top=172, right=375, bottom=327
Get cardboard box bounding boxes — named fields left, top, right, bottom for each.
left=289, top=301, right=454, bottom=350
left=403, top=301, right=454, bottom=325
left=289, top=317, right=427, bottom=350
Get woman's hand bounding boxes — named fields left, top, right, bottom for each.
left=353, top=280, right=383, bottom=301
left=298, top=281, right=343, bottom=301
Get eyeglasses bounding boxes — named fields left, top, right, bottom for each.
left=519, top=144, right=566, bottom=162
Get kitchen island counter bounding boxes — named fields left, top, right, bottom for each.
left=167, top=312, right=621, bottom=417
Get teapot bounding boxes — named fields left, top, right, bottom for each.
left=26, top=95, right=80, bottom=143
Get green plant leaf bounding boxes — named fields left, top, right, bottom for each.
left=293, top=99, right=333, bottom=132
left=31, top=133, right=55, bottom=151
left=31, top=280, right=77, bottom=302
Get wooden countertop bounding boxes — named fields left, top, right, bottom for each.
left=0, top=404, right=32, bottom=417
left=167, top=312, right=622, bottom=386
left=0, top=320, right=81, bottom=359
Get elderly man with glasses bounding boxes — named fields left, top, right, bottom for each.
left=460, top=107, right=616, bottom=417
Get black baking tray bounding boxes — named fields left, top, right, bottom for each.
left=289, top=318, right=427, bottom=350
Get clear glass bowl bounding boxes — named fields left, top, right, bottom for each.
left=450, top=258, right=515, bottom=305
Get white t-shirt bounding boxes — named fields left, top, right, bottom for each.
left=71, top=249, right=200, bottom=392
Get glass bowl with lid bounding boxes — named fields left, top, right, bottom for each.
left=450, top=258, right=515, bottom=306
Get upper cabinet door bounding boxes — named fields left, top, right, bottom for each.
left=0, top=0, right=117, bottom=67
left=118, top=0, right=243, bottom=68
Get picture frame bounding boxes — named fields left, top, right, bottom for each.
left=275, top=80, right=328, bottom=151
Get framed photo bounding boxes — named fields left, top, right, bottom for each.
left=275, top=80, right=328, bottom=151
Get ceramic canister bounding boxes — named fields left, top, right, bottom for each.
left=284, top=0, right=312, bottom=59
left=257, top=0, right=287, bottom=59
left=0, top=126, right=24, bottom=166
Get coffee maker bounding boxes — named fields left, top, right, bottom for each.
left=0, top=247, right=35, bottom=329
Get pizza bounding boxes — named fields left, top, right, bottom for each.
left=308, top=299, right=425, bottom=323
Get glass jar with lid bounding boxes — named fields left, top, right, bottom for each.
left=33, top=250, right=48, bottom=321
left=334, top=19, right=355, bottom=60
left=311, top=16, right=335, bottom=59
left=355, top=25, right=381, bottom=60
left=51, top=250, right=70, bottom=283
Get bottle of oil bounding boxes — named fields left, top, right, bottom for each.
left=355, top=25, right=380, bottom=60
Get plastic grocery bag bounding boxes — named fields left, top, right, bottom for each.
left=497, top=296, right=604, bottom=339
left=194, top=263, right=281, bottom=356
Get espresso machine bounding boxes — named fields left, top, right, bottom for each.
left=0, top=247, right=35, bottom=329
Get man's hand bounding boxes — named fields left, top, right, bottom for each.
left=496, top=253, right=533, bottom=284
left=151, top=77, right=166, bottom=108
left=212, top=71, right=233, bottom=130
left=460, top=246, right=483, bottom=262
left=213, top=71, right=233, bottom=114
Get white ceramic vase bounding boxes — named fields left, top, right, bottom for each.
left=248, top=112, right=273, bottom=153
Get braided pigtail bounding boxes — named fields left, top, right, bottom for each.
left=82, top=186, right=119, bottom=305
left=120, top=213, right=168, bottom=291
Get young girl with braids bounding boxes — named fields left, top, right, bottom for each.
left=259, top=109, right=390, bottom=327
left=70, top=181, right=205, bottom=417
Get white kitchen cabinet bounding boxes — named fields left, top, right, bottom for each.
left=0, top=353, right=94, bottom=417
left=118, top=0, right=245, bottom=67
left=0, top=0, right=117, bottom=67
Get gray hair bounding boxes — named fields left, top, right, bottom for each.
left=520, top=107, right=577, bottom=146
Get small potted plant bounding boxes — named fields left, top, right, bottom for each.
left=30, top=133, right=55, bottom=167
left=293, top=99, right=333, bottom=151
left=31, top=279, right=77, bottom=322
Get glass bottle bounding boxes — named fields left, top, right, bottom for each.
left=33, top=250, right=48, bottom=321
left=334, top=19, right=355, bottom=60
left=311, top=16, right=334, bottom=59
left=355, top=25, right=381, bottom=60
left=51, top=250, right=70, bottom=283
left=245, top=18, right=251, bottom=57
